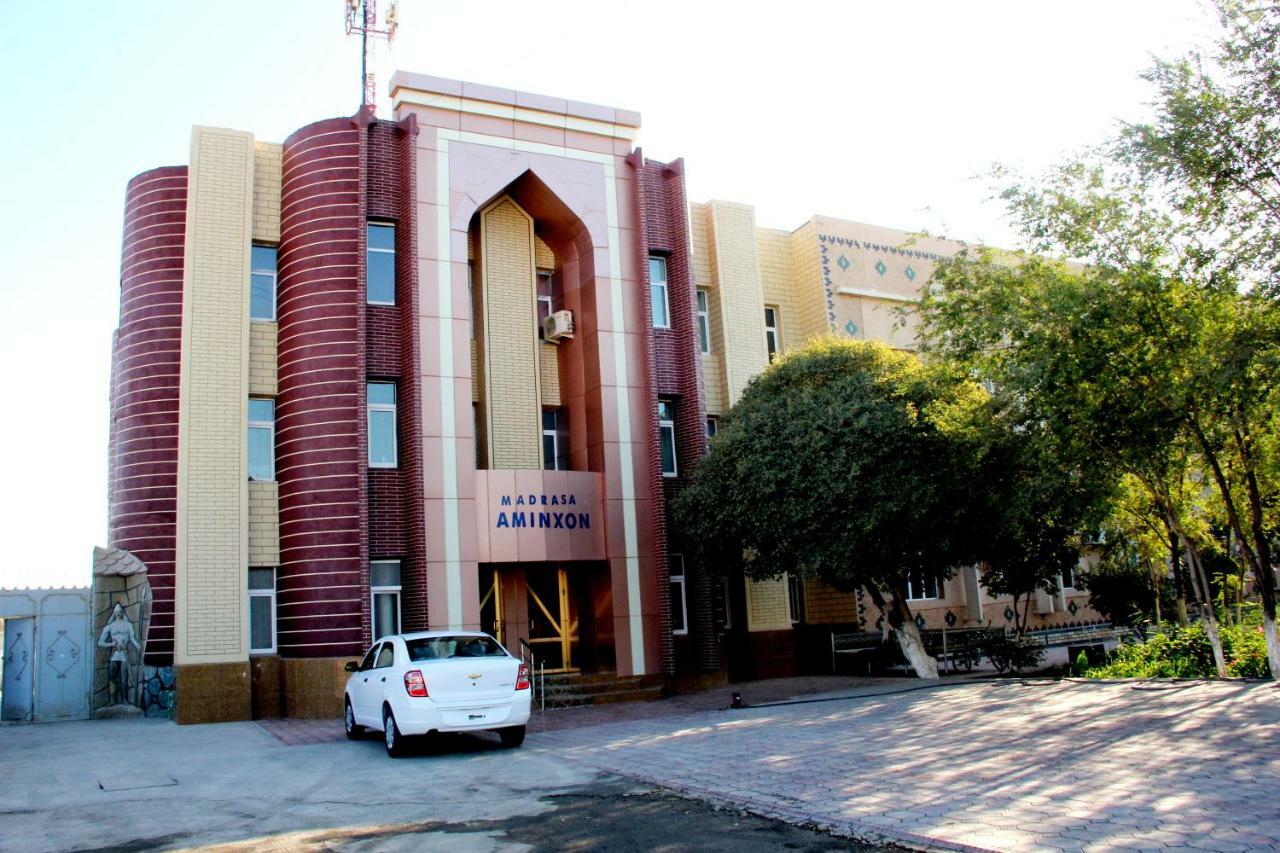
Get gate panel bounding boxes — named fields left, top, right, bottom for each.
left=2, top=617, right=35, bottom=721
left=37, top=610, right=89, bottom=720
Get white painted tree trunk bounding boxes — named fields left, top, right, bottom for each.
left=893, top=620, right=939, bottom=680
left=1263, top=609, right=1280, bottom=681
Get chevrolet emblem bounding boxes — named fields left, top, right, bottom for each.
left=468, top=673, right=482, bottom=679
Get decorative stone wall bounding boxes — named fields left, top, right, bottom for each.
left=140, top=665, right=175, bottom=718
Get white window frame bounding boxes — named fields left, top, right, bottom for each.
left=906, top=572, right=941, bottom=601
left=367, top=382, right=398, bottom=468
left=658, top=399, right=677, bottom=478
left=250, top=245, right=277, bottom=322
left=696, top=289, right=710, bottom=354
left=719, top=575, right=732, bottom=630
left=370, top=560, right=402, bottom=641
left=367, top=222, right=396, bottom=306
left=649, top=255, right=671, bottom=329
left=542, top=408, right=568, bottom=471
left=669, top=554, right=689, bottom=636
left=1061, top=565, right=1076, bottom=590
left=248, top=568, right=276, bottom=654
left=248, top=398, right=275, bottom=482
left=787, top=573, right=802, bottom=624
left=705, top=416, right=718, bottom=440
left=764, top=306, right=780, bottom=363
left=537, top=269, right=554, bottom=339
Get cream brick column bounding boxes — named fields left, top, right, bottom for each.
left=707, top=201, right=770, bottom=405
left=174, top=126, right=254, bottom=667
left=480, top=196, right=542, bottom=469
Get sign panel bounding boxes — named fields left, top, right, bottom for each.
left=476, top=470, right=606, bottom=563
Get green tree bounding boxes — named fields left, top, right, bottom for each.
left=673, top=339, right=988, bottom=679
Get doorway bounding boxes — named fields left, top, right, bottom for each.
left=527, top=567, right=579, bottom=672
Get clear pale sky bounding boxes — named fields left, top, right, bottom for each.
left=0, top=0, right=1215, bottom=589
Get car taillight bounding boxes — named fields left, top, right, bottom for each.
left=515, top=663, right=531, bottom=690
left=404, top=669, right=428, bottom=697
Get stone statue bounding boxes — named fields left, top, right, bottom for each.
left=97, top=603, right=140, bottom=706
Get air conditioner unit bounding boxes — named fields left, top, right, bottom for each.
left=543, top=309, right=574, bottom=342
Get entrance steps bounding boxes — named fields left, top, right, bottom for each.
left=537, top=671, right=664, bottom=709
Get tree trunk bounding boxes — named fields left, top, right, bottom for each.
left=1182, top=538, right=1228, bottom=678
left=865, top=586, right=939, bottom=680
left=1169, top=532, right=1189, bottom=627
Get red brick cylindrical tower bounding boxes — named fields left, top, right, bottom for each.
left=109, top=166, right=188, bottom=666
left=276, top=117, right=366, bottom=658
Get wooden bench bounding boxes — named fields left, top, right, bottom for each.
left=830, top=631, right=887, bottom=675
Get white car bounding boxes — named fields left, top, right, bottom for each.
left=343, top=631, right=532, bottom=757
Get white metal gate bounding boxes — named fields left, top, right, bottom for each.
left=2, top=617, right=34, bottom=721
left=0, top=589, right=91, bottom=722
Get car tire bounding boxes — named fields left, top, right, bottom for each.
left=344, top=699, right=363, bottom=740
left=383, top=706, right=407, bottom=758
left=498, top=725, right=526, bottom=748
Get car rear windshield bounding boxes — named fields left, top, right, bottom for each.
left=406, top=636, right=509, bottom=662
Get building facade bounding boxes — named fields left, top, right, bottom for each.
left=107, top=72, right=1102, bottom=723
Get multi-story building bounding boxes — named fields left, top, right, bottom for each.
left=107, top=71, right=1102, bottom=723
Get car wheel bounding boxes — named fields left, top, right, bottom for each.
left=498, top=724, right=526, bottom=748
left=383, top=706, right=406, bottom=758
left=344, top=699, right=363, bottom=740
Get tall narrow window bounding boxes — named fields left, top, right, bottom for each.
left=367, top=382, right=398, bottom=468
left=764, top=306, right=780, bottom=363
left=367, top=223, right=396, bottom=305
left=248, top=399, right=275, bottom=481
left=696, top=289, right=710, bottom=354
left=906, top=570, right=941, bottom=600
left=542, top=408, right=569, bottom=471
left=705, top=417, right=718, bottom=440
left=787, top=573, right=803, bottom=624
left=250, top=246, right=277, bottom=322
left=658, top=399, right=677, bottom=477
left=536, top=269, right=554, bottom=338
left=1061, top=565, right=1076, bottom=590
left=649, top=256, right=670, bottom=328
left=249, top=568, right=276, bottom=653
left=371, top=560, right=402, bottom=640
left=669, top=555, right=688, bottom=635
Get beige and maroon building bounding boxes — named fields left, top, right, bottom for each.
left=107, top=72, right=1102, bottom=723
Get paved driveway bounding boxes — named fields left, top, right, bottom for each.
left=538, top=679, right=1280, bottom=852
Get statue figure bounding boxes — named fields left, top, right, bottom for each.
left=98, top=603, right=140, bottom=706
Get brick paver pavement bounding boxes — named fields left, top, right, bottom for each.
left=532, top=679, right=1280, bottom=852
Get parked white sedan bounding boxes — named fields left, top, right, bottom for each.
left=343, top=631, right=532, bottom=757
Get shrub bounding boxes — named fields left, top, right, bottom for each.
left=1082, top=624, right=1270, bottom=678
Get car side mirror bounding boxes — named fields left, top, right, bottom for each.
left=344, top=661, right=359, bottom=672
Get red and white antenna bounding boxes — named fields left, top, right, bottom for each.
left=345, top=0, right=398, bottom=115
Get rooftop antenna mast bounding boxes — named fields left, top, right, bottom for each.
left=345, top=0, right=399, bottom=116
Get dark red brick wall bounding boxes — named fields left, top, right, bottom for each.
left=277, top=116, right=365, bottom=658
left=363, top=115, right=427, bottom=635
left=635, top=155, right=717, bottom=674
left=110, top=165, right=188, bottom=665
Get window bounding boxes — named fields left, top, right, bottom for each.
left=536, top=269, right=554, bottom=338
left=248, top=567, right=276, bottom=654
left=906, top=570, right=941, bottom=600
left=787, top=573, right=803, bottom=624
left=764, top=306, right=780, bottom=363
left=248, top=399, right=275, bottom=481
left=358, top=644, right=379, bottom=671
left=669, top=555, right=688, bottom=635
left=649, top=255, right=670, bottom=328
left=658, top=399, right=677, bottom=477
left=250, top=245, right=277, bottom=322
left=705, top=417, right=718, bottom=440
left=371, top=560, right=402, bottom=640
left=367, top=223, right=396, bottom=305
left=1061, top=565, right=1076, bottom=590
left=542, top=408, right=568, bottom=471
left=715, top=575, right=732, bottom=631
left=696, top=289, right=710, bottom=354
left=374, top=642, right=395, bottom=668
left=367, top=382, right=397, bottom=468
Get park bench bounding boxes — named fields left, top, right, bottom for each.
left=830, top=631, right=887, bottom=674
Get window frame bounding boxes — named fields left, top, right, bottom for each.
left=649, top=255, right=671, bottom=329
left=250, top=245, right=278, bottom=323
left=669, top=554, right=689, bottom=636
left=367, top=382, right=398, bottom=469
left=695, top=289, right=711, bottom=354
left=366, top=222, right=397, bottom=306
left=536, top=269, right=554, bottom=339
left=542, top=408, right=569, bottom=471
left=248, top=567, right=277, bottom=655
left=248, top=398, right=275, bottom=482
left=658, top=398, right=677, bottom=478
left=764, top=306, right=780, bottom=363
left=787, top=572, right=803, bottom=624
left=371, top=559, right=402, bottom=641
left=905, top=571, right=941, bottom=601
left=1061, top=565, right=1076, bottom=591
left=705, top=416, right=718, bottom=440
